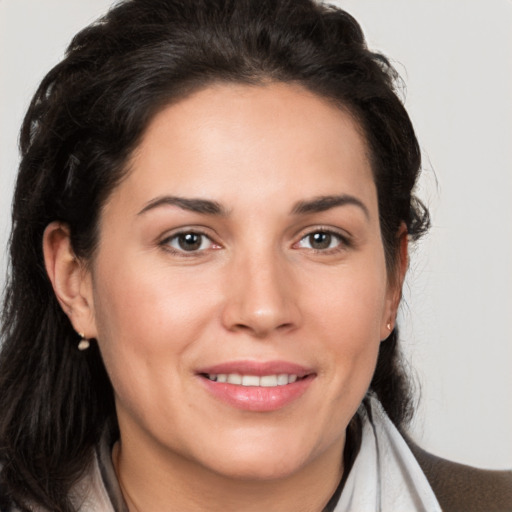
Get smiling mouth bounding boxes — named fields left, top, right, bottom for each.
left=198, top=367, right=315, bottom=411
left=202, top=373, right=307, bottom=387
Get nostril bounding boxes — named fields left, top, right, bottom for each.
left=228, top=320, right=294, bottom=337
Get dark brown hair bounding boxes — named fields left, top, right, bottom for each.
left=0, top=0, right=429, bottom=510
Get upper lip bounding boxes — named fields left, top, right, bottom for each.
left=196, top=360, right=314, bottom=377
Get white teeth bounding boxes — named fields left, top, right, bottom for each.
left=260, top=375, right=278, bottom=387
left=277, top=374, right=289, bottom=385
left=206, top=373, right=300, bottom=386
left=227, top=374, right=242, bottom=385
left=242, top=375, right=260, bottom=386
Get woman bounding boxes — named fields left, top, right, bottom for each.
left=0, top=0, right=510, bottom=511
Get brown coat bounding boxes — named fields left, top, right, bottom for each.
left=408, top=441, right=512, bottom=512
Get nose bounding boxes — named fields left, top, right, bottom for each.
left=221, top=250, right=301, bottom=338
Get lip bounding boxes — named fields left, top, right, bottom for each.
left=197, top=360, right=313, bottom=377
left=196, top=360, right=316, bottom=412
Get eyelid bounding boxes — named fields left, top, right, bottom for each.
left=293, top=226, right=352, bottom=252
left=159, top=227, right=222, bottom=256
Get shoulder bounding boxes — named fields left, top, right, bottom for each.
left=406, top=439, right=512, bottom=512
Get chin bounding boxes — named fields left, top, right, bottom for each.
left=207, top=453, right=309, bottom=482
left=192, top=431, right=333, bottom=483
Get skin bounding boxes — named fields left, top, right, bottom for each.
left=44, top=83, right=406, bottom=511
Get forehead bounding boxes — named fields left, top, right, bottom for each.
left=115, top=82, right=376, bottom=216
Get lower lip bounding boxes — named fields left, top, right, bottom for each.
left=199, top=375, right=315, bottom=412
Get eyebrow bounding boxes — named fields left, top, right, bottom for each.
left=137, top=193, right=369, bottom=219
left=291, top=194, right=369, bottom=219
left=137, top=196, right=227, bottom=216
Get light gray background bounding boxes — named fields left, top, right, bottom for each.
left=1, top=0, right=511, bottom=469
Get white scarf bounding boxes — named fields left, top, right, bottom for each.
left=334, top=395, right=442, bottom=512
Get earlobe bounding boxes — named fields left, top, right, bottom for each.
left=381, top=225, right=409, bottom=341
left=42, top=222, right=97, bottom=338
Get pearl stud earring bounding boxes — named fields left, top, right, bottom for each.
left=77, top=332, right=90, bottom=351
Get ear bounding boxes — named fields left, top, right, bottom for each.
left=380, top=224, right=408, bottom=340
left=42, top=222, right=97, bottom=339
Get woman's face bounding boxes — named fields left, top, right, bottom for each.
left=82, top=83, right=400, bottom=480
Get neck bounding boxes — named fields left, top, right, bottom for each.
left=112, top=429, right=345, bottom=512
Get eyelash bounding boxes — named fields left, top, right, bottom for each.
left=160, top=230, right=219, bottom=257
left=159, top=227, right=351, bottom=257
left=294, top=228, right=351, bottom=254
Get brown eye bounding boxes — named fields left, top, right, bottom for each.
left=164, top=232, right=213, bottom=253
left=178, top=233, right=202, bottom=251
left=308, top=232, right=333, bottom=250
left=296, top=230, right=346, bottom=252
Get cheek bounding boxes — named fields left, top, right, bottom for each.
left=304, top=261, right=388, bottom=382
left=89, top=258, right=225, bottom=433
left=93, top=254, right=211, bottom=337
left=305, top=258, right=388, bottom=338
left=89, top=255, right=220, bottom=391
